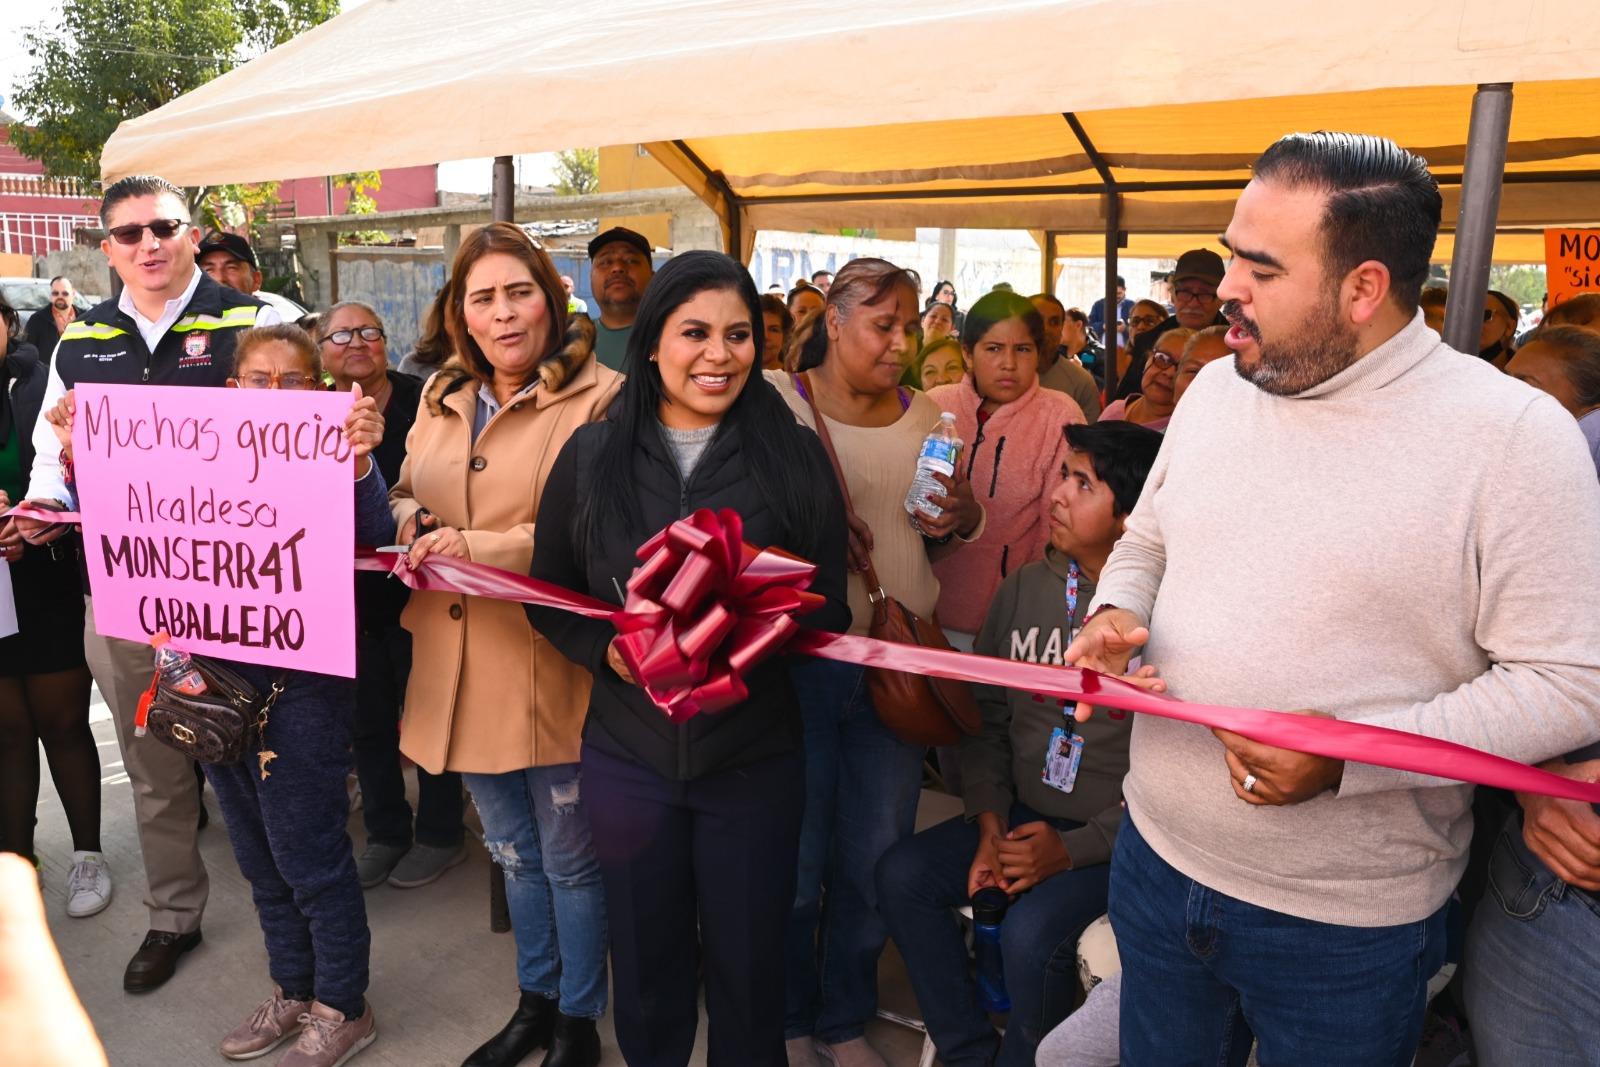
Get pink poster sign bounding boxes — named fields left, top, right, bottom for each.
left=72, top=383, right=357, bottom=676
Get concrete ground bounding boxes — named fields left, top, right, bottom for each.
left=34, top=695, right=947, bottom=1067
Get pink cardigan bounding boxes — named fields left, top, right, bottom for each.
left=927, top=378, right=1086, bottom=632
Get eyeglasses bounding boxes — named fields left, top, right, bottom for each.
left=1172, top=287, right=1217, bottom=305
left=321, top=326, right=385, bottom=346
left=1150, top=351, right=1181, bottom=370
left=1128, top=314, right=1164, bottom=328
left=236, top=372, right=313, bottom=390
left=107, top=219, right=188, bottom=245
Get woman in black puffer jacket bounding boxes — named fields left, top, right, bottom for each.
left=529, top=251, right=848, bottom=1067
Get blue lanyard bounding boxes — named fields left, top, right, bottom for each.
left=1064, top=560, right=1081, bottom=642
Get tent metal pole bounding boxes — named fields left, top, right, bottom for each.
left=492, top=155, right=515, bottom=222
left=1103, top=194, right=1121, bottom=393
left=671, top=139, right=745, bottom=260
left=732, top=164, right=1594, bottom=208
left=1063, top=112, right=1121, bottom=393
left=1442, top=83, right=1514, bottom=355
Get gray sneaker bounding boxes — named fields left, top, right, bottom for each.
left=354, top=843, right=408, bottom=890
left=386, top=843, right=466, bottom=889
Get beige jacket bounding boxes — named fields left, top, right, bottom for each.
left=390, top=320, right=622, bottom=774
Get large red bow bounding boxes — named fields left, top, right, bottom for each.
left=609, top=509, right=824, bottom=721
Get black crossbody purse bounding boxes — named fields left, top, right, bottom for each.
left=145, top=656, right=289, bottom=778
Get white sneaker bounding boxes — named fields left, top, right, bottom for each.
left=65, top=851, right=112, bottom=917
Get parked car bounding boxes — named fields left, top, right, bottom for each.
left=0, top=277, right=98, bottom=328
left=256, top=288, right=308, bottom=322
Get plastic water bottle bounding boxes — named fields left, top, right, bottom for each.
left=971, top=887, right=1012, bottom=1014
left=903, top=412, right=963, bottom=519
left=152, top=631, right=206, bottom=697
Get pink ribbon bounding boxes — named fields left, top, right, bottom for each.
left=609, top=510, right=825, bottom=721
left=2, top=504, right=82, bottom=524
left=356, top=510, right=1600, bottom=805
left=23, top=503, right=1599, bottom=804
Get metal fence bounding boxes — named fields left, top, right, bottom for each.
left=0, top=212, right=99, bottom=256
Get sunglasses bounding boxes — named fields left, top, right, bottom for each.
left=236, top=372, right=314, bottom=390
left=107, top=218, right=188, bottom=245
left=322, top=327, right=385, bottom=346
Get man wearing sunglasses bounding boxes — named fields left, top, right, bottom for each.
left=16, top=173, right=280, bottom=996
left=1109, top=249, right=1229, bottom=402
left=22, top=276, right=77, bottom=362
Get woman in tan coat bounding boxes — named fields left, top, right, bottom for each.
left=389, top=223, right=620, bottom=1067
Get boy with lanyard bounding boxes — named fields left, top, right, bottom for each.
left=876, top=421, right=1165, bottom=1067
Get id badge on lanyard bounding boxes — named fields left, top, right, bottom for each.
left=1042, top=560, right=1084, bottom=794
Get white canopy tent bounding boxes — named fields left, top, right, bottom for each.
left=100, top=0, right=1600, bottom=361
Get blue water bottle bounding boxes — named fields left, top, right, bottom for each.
left=971, top=887, right=1011, bottom=1014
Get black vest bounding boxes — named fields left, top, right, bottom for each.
left=54, top=271, right=265, bottom=391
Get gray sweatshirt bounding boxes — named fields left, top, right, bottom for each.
left=1089, top=312, right=1600, bottom=926
left=961, top=547, right=1130, bottom=868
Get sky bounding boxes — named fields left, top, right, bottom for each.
left=0, top=0, right=557, bottom=193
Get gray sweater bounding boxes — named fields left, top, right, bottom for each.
left=1089, top=312, right=1600, bottom=926
left=962, top=547, right=1130, bottom=867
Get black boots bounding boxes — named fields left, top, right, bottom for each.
left=462, top=990, right=556, bottom=1067
left=541, top=1013, right=600, bottom=1067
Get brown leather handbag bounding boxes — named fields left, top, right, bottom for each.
left=146, top=656, right=287, bottom=771
left=794, top=374, right=981, bottom=746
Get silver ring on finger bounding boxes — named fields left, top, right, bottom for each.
left=1242, top=773, right=1258, bottom=794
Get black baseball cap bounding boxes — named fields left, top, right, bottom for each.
left=587, top=227, right=652, bottom=260
left=1173, top=249, right=1225, bottom=287
left=198, top=231, right=258, bottom=269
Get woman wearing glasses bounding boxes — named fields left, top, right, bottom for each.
left=316, top=305, right=468, bottom=892
left=200, top=323, right=390, bottom=1064
left=1098, top=328, right=1193, bottom=430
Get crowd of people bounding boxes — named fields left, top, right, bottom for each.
left=1, top=127, right=1598, bottom=1067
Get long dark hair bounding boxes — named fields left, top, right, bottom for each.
left=576, top=250, right=834, bottom=558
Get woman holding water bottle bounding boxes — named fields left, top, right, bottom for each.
left=927, top=290, right=1086, bottom=648
left=768, top=258, right=983, bottom=1067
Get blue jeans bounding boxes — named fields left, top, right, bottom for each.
left=205, top=670, right=369, bottom=1017
left=1464, top=810, right=1600, bottom=1066
left=1110, top=815, right=1446, bottom=1067
left=876, top=803, right=1110, bottom=1067
left=785, top=659, right=924, bottom=1043
left=463, top=765, right=608, bottom=1019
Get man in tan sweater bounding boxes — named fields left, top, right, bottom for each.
left=1067, top=131, right=1600, bottom=1064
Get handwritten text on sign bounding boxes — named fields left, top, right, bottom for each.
left=72, top=384, right=356, bottom=676
left=1544, top=228, right=1600, bottom=311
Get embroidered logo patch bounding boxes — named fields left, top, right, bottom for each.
left=183, top=333, right=209, bottom=357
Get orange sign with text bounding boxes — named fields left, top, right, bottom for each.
left=1545, top=228, right=1600, bottom=310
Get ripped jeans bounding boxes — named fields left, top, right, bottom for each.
left=463, top=764, right=609, bottom=1019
